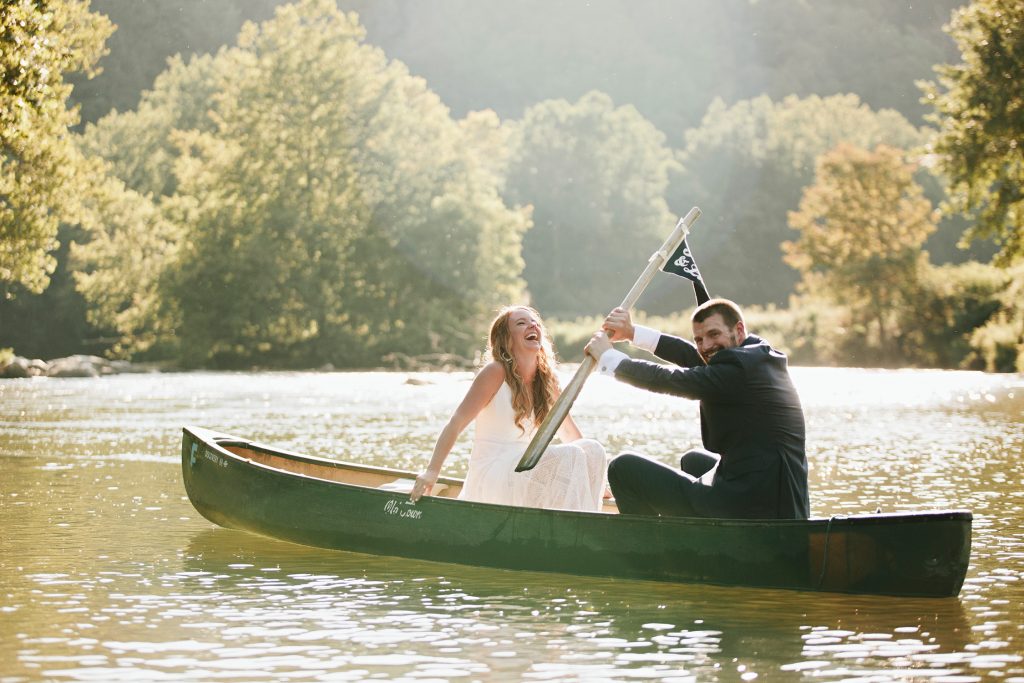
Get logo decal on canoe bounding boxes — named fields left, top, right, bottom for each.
left=203, top=448, right=227, bottom=468
left=384, top=498, right=423, bottom=520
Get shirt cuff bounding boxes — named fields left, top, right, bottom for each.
left=632, top=324, right=661, bottom=353
left=597, top=348, right=630, bottom=376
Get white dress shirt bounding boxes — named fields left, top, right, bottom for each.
left=597, top=324, right=662, bottom=375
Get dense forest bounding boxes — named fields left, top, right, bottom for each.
left=2, top=0, right=1022, bottom=371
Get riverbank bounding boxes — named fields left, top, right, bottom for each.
left=0, top=353, right=162, bottom=378
left=0, top=350, right=477, bottom=378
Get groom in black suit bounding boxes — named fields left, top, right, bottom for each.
left=585, top=298, right=809, bottom=519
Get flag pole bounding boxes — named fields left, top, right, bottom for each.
left=515, top=207, right=702, bottom=473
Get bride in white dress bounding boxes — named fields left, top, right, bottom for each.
left=410, top=305, right=607, bottom=512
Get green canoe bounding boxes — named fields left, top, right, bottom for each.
left=181, top=426, right=972, bottom=597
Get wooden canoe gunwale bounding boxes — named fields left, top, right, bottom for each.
left=181, top=425, right=972, bottom=598
left=207, top=437, right=467, bottom=498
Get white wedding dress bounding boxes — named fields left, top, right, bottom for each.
left=459, top=382, right=607, bottom=511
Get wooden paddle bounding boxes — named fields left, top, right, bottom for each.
left=515, top=207, right=703, bottom=472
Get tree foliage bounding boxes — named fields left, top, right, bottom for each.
left=74, top=0, right=528, bottom=366
left=67, top=0, right=282, bottom=125
left=964, top=261, right=1024, bottom=372
left=504, top=91, right=678, bottom=316
left=73, top=51, right=226, bottom=359
left=80, top=53, right=225, bottom=198
left=785, top=144, right=939, bottom=357
left=9, top=0, right=1016, bottom=372
left=70, top=0, right=964, bottom=133
left=0, top=0, right=112, bottom=293
left=899, top=260, right=1014, bottom=370
left=920, top=0, right=1024, bottom=264
left=69, top=174, right=178, bottom=358
left=671, top=94, right=930, bottom=306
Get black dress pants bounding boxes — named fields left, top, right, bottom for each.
left=607, top=448, right=720, bottom=517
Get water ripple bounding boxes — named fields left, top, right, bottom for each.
left=1, top=370, right=1022, bottom=681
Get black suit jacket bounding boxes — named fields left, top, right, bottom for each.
left=615, top=333, right=809, bottom=519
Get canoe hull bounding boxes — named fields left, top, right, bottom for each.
left=181, top=426, right=971, bottom=597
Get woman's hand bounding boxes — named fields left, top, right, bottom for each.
left=410, top=469, right=439, bottom=503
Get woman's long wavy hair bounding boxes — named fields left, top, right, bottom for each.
left=487, top=305, right=561, bottom=432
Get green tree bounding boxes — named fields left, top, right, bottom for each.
left=965, top=261, right=1024, bottom=372
left=784, top=144, right=939, bottom=359
left=0, top=223, right=111, bottom=359
left=898, top=260, right=1011, bottom=370
left=920, top=0, right=1024, bottom=265
left=77, top=0, right=528, bottom=367
left=79, top=52, right=226, bottom=198
left=67, top=0, right=282, bottom=125
left=68, top=0, right=964, bottom=135
left=71, top=49, right=242, bottom=359
left=68, top=173, right=178, bottom=358
left=672, top=94, right=930, bottom=307
left=1, top=0, right=112, bottom=294
left=504, top=91, right=678, bottom=317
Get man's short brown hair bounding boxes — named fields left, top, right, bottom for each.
left=691, top=298, right=744, bottom=328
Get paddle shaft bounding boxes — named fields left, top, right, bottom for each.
left=515, top=207, right=703, bottom=472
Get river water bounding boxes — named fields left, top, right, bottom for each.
left=1, top=368, right=1022, bottom=682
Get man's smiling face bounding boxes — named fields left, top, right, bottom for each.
left=692, top=312, right=744, bottom=363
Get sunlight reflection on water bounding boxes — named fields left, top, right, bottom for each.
left=1, top=368, right=1022, bottom=681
